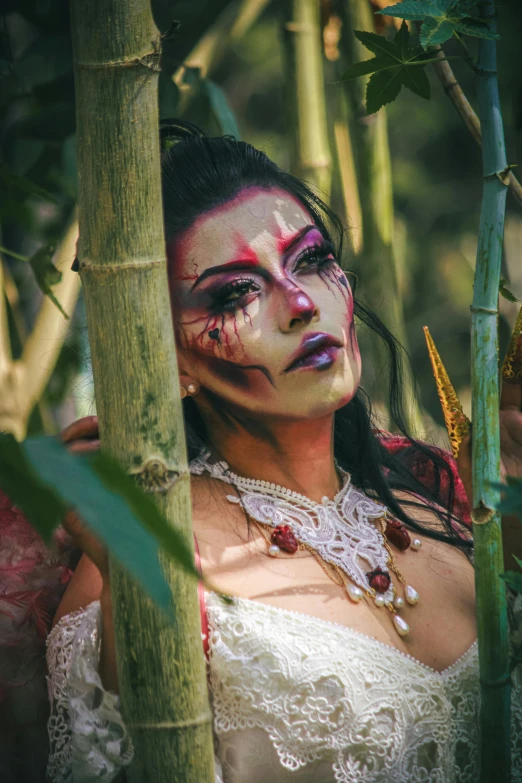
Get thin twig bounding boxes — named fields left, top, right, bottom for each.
left=433, top=49, right=522, bottom=208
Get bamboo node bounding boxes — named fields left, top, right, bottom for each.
left=129, top=457, right=182, bottom=493
left=75, top=50, right=161, bottom=72
left=284, top=22, right=315, bottom=33
left=471, top=501, right=495, bottom=526
left=469, top=305, right=498, bottom=315
left=126, top=712, right=212, bottom=730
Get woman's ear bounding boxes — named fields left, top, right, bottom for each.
left=178, top=371, right=200, bottom=399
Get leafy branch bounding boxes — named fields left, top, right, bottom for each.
left=341, top=0, right=501, bottom=114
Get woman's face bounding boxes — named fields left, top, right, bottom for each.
left=169, top=186, right=361, bottom=420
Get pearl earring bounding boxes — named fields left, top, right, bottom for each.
left=187, top=383, right=198, bottom=395
left=180, top=387, right=187, bottom=399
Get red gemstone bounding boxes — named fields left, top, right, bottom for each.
left=271, top=525, right=299, bottom=554
left=385, top=518, right=411, bottom=551
left=366, top=567, right=391, bottom=593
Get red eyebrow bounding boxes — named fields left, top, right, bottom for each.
left=277, top=225, right=317, bottom=255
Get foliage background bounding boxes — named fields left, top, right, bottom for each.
left=1, top=0, right=521, bottom=445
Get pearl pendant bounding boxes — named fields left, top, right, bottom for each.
left=268, top=544, right=280, bottom=557
left=393, top=596, right=405, bottom=610
left=405, top=585, right=419, bottom=605
left=393, top=614, right=410, bottom=637
left=411, top=538, right=422, bottom=551
left=374, top=594, right=386, bottom=608
left=346, top=584, right=363, bottom=603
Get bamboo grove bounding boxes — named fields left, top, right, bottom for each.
left=0, top=0, right=520, bottom=781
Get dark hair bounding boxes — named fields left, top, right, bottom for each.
left=160, top=119, right=471, bottom=550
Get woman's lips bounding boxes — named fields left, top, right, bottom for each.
left=285, top=345, right=340, bottom=372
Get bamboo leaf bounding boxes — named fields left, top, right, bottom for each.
left=88, top=451, right=201, bottom=581
left=29, top=242, right=69, bottom=319
left=0, top=434, right=66, bottom=543
left=501, top=571, right=522, bottom=593
left=513, top=555, right=522, bottom=570
left=21, top=437, right=199, bottom=615
left=492, top=478, right=522, bottom=518
left=203, top=78, right=241, bottom=139
left=0, top=161, right=58, bottom=203
left=499, top=277, right=519, bottom=303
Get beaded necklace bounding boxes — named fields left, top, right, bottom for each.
left=189, top=449, right=422, bottom=638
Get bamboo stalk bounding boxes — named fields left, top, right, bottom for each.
left=0, top=216, right=80, bottom=439
left=0, top=259, right=11, bottom=376
left=281, top=0, right=333, bottom=199
left=173, top=0, right=270, bottom=90
left=69, top=1, right=215, bottom=780
left=339, top=0, right=424, bottom=436
left=471, top=2, right=511, bottom=779
left=432, top=49, right=522, bottom=209
left=19, top=210, right=80, bottom=426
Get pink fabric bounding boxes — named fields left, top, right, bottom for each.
left=0, top=489, right=76, bottom=781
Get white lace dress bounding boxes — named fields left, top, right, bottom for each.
left=46, top=588, right=522, bottom=783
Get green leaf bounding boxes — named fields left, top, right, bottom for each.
left=89, top=451, right=201, bottom=581
left=29, top=242, right=68, bottom=319
left=0, top=162, right=58, bottom=203
left=203, top=79, right=241, bottom=140
left=341, top=55, right=393, bottom=81
left=22, top=438, right=199, bottom=615
left=513, top=555, right=522, bottom=571
left=499, top=277, right=519, bottom=303
left=378, top=0, right=500, bottom=49
left=345, top=23, right=432, bottom=113
left=366, top=69, right=404, bottom=114
left=0, top=433, right=67, bottom=543
left=501, top=571, right=522, bottom=593
left=400, top=57, right=431, bottom=99
left=492, top=478, right=522, bottom=519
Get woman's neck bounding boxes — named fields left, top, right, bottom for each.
left=203, top=411, right=340, bottom=503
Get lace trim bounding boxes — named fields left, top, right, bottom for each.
left=205, top=591, right=522, bottom=783
left=46, top=601, right=133, bottom=782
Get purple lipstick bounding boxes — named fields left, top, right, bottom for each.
left=284, top=333, right=342, bottom=373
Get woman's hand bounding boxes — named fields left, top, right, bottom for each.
left=60, top=416, right=109, bottom=582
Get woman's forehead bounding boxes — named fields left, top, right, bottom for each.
left=174, top=187, right=313, bottom=269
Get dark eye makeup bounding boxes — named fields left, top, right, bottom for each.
left=207, top=240, right=338, bottom=313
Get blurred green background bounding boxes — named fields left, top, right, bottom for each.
left=1, top=0, right=521, bottom=446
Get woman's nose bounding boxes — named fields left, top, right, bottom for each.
left=279, top=283, right=319, bottom=332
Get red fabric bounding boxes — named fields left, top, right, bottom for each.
left=377, top=431, right=472, bottom=530
left=193, top=536, right=210, bottom=661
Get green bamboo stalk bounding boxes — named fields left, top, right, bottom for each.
left=471, top=2, right=511, bottom=779
left=69, top=1, right=215, bottom=780
left=339, top=0, right=424, bottom=436
left=281, top=0, right=333, bottom=200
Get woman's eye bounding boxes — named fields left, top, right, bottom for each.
left=293, top=245, right=336, bottom=272
left=211, top=280, right=260, bottom=312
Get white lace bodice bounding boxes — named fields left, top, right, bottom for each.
left=46, top=591, right=522, bottom=783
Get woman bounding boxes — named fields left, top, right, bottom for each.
left=46, top=121, right=522, bottom=782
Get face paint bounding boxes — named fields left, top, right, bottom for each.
left=168, top=186, right=361, bottom=420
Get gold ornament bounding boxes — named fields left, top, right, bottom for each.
left=501, top=305, right=522, bottom=381
left=423, top=326, right=471, bottom=459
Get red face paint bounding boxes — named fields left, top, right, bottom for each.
left=169, top=187, right=361, bottom=420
